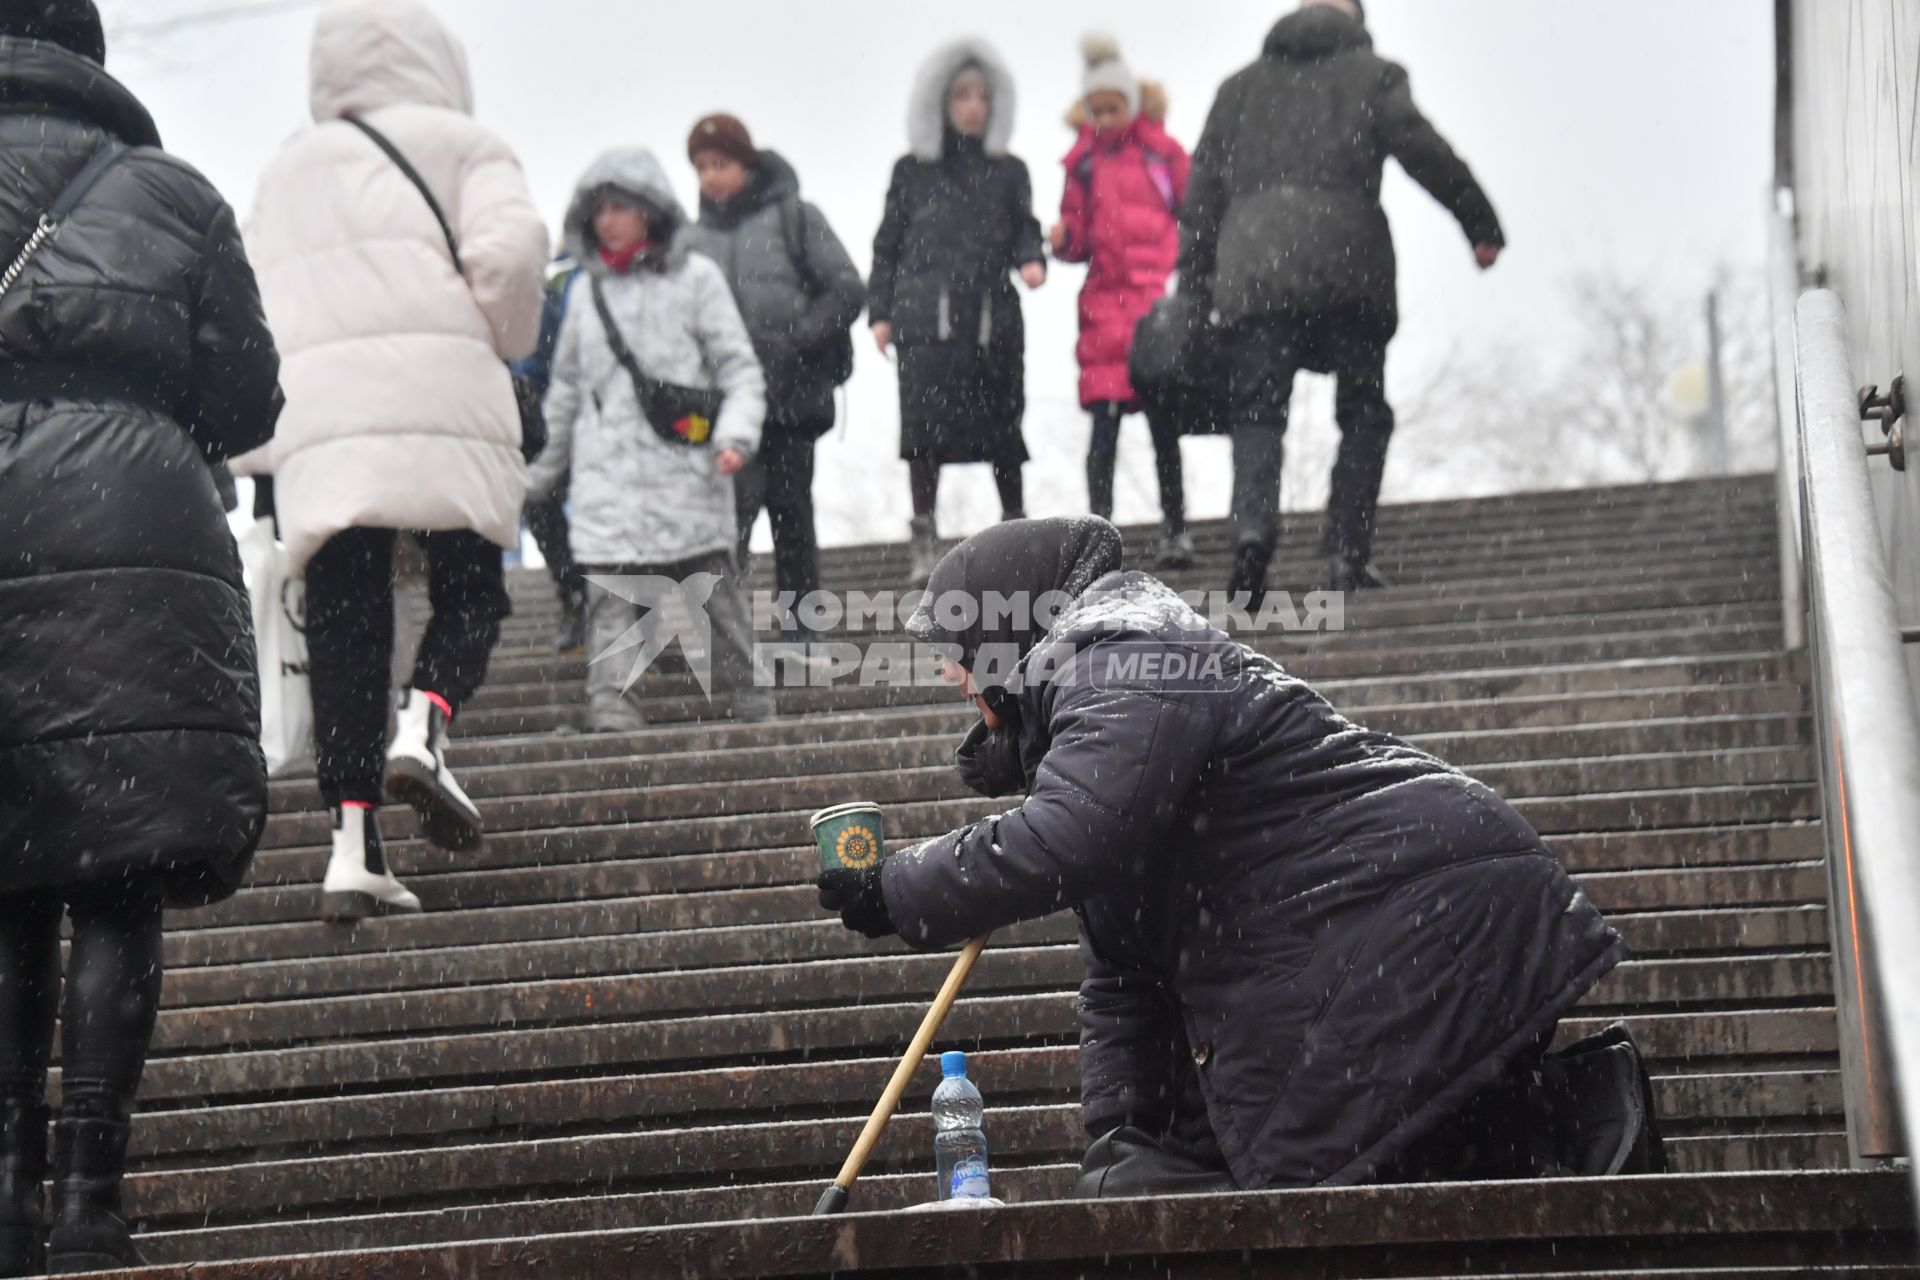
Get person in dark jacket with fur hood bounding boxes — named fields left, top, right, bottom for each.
left=870, top=38, right=1048, bottom=587
left=818, top=518, right=1665, bottom=1195
left=0, top=1, right=282, bottom=1269
left=1181, top=0, right=1504, bottom=602
left=684, top=114, right=865, bottom=649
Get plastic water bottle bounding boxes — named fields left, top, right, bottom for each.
left=932, top=1050, right=991, bottom=1201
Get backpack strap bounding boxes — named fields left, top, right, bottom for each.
left=341, top=115, right=465, bottom=276
left=1141, top=148, right=1180, bottom=216
left=778, top=195, right=824, bottom=298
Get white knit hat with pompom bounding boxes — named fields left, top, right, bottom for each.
left=1080, top=32, right=1140, bottom=116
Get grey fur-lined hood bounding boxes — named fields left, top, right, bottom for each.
left=907, top=37, right=1017, bottom=162
left=562, top=146, right=690, bottom=274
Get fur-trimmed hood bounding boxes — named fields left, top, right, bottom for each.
left=563, top=146, right=690, bottom=275
left=907, top=36, right=1017, bottom=162
left=1064, top=79, right=1168, bottom=130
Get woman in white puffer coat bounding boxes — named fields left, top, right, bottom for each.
left=235, top=0, right=548, bottom=921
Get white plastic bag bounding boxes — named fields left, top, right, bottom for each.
left=236, top=516, right=315, bottom=777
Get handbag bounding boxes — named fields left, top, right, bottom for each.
left=341, top=116, right=547, bottom=463
left=0, top=144, right=135, bottom=301
left=235, top=515, right=315, bottom=778
left=1129, top=291, right=1232, bottom=436
left=588, top=274, right=725, bottom=448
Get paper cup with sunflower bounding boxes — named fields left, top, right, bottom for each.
left=810, top=802, right=886, bottom=872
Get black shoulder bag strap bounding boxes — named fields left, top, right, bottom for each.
left=588, top=274, right=720, bottom=447
left=342, top=115, right=463, bottom=273
left=0, top=144, right=133, bottom=300
left=341, top=115, right=551, bottom=462
left=587, top=274, right=646, bottom=397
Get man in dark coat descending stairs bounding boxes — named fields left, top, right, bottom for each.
left=1181, top=0, right=1505, bottom=602
left=0, top=0, right=282, bottom=1270
left=819, top=518, right=1665, bottom=1195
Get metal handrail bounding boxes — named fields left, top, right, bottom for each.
left=1793, top=289, right=1920, bottom=1181
left=1769, top=200, right=1806, bottom=650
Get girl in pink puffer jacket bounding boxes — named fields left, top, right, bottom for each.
left=1049, top=34, right=1193, bottom=567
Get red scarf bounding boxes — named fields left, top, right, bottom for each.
left=599, top=241, right=649, bottom=274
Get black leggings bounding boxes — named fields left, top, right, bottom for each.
left=305, top=527, right=511, bottom=808
left=1087, top=401, right=1185, bottom=530
left=0, top=883, right=165, bottom=1120
left=909, top=458, right=1023, bottom=519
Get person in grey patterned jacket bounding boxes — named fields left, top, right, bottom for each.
left=529, top=147, right=773, bottom=731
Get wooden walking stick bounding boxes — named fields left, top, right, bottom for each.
left=812, top=933, right=991, bottom=1216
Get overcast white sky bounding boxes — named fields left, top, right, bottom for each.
left=99, top=0, right=1776, bottom=544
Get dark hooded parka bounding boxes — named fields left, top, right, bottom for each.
left=1179, top=4, right=1504, bottom=336
left=889, top=518, right=1622, bottom=1189
left=0, top=0, right=283, bottom=906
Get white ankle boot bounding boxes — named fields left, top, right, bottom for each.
left=383, top=689, right=484, bottom=852
left=321, top=806, right=421, bottom=922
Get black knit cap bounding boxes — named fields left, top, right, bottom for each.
left=0, top=0, right=107, bottom=64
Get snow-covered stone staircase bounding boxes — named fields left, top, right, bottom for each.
left=110, top=475, right=1915, bottom=1276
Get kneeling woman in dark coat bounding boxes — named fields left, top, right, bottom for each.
left=0, top=2, right=281, bottom=1270
left=819, top=518, right=1662, bottom=1194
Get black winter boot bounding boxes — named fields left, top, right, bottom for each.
left=0, top=1101, right=47, bottom=1278
left=47, top=1114, right=144, bottom=1273
left=1086, top=450, right=1116, bottom=521
left=1542, top=1022, right=1668, bottom=1176
left=1326, top=555, right=1393, bottom=593
left=553, top=588, right=588, bottom=655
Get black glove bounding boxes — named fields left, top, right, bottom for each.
left=954, top=716, right=1025, bottom=798
left=817, top=865, right=896, bottom=940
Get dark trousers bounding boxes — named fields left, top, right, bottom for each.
left=0, top=881, right=165, bottom=1119
left=734, top=425, right=823, bottom=612
left=1087, top=401, right=1185, bottom=531
left=1227, top=315, right=1395, bottom=565
left=305, top=528, right=511, bottom=808
left=579, top=551, right=773, bottom=722
left=525, top=478, right=584, bottom=608
left=910, top=459, right=1024, bottom=519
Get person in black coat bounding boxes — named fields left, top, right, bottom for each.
left=0, top=2, right=282, bottom=1270
left=818, top=519, right=1665, bottom=1195
left=869, top=37, right=1048, bottom=587
left=1180, top=0, right=1505, bottom=600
